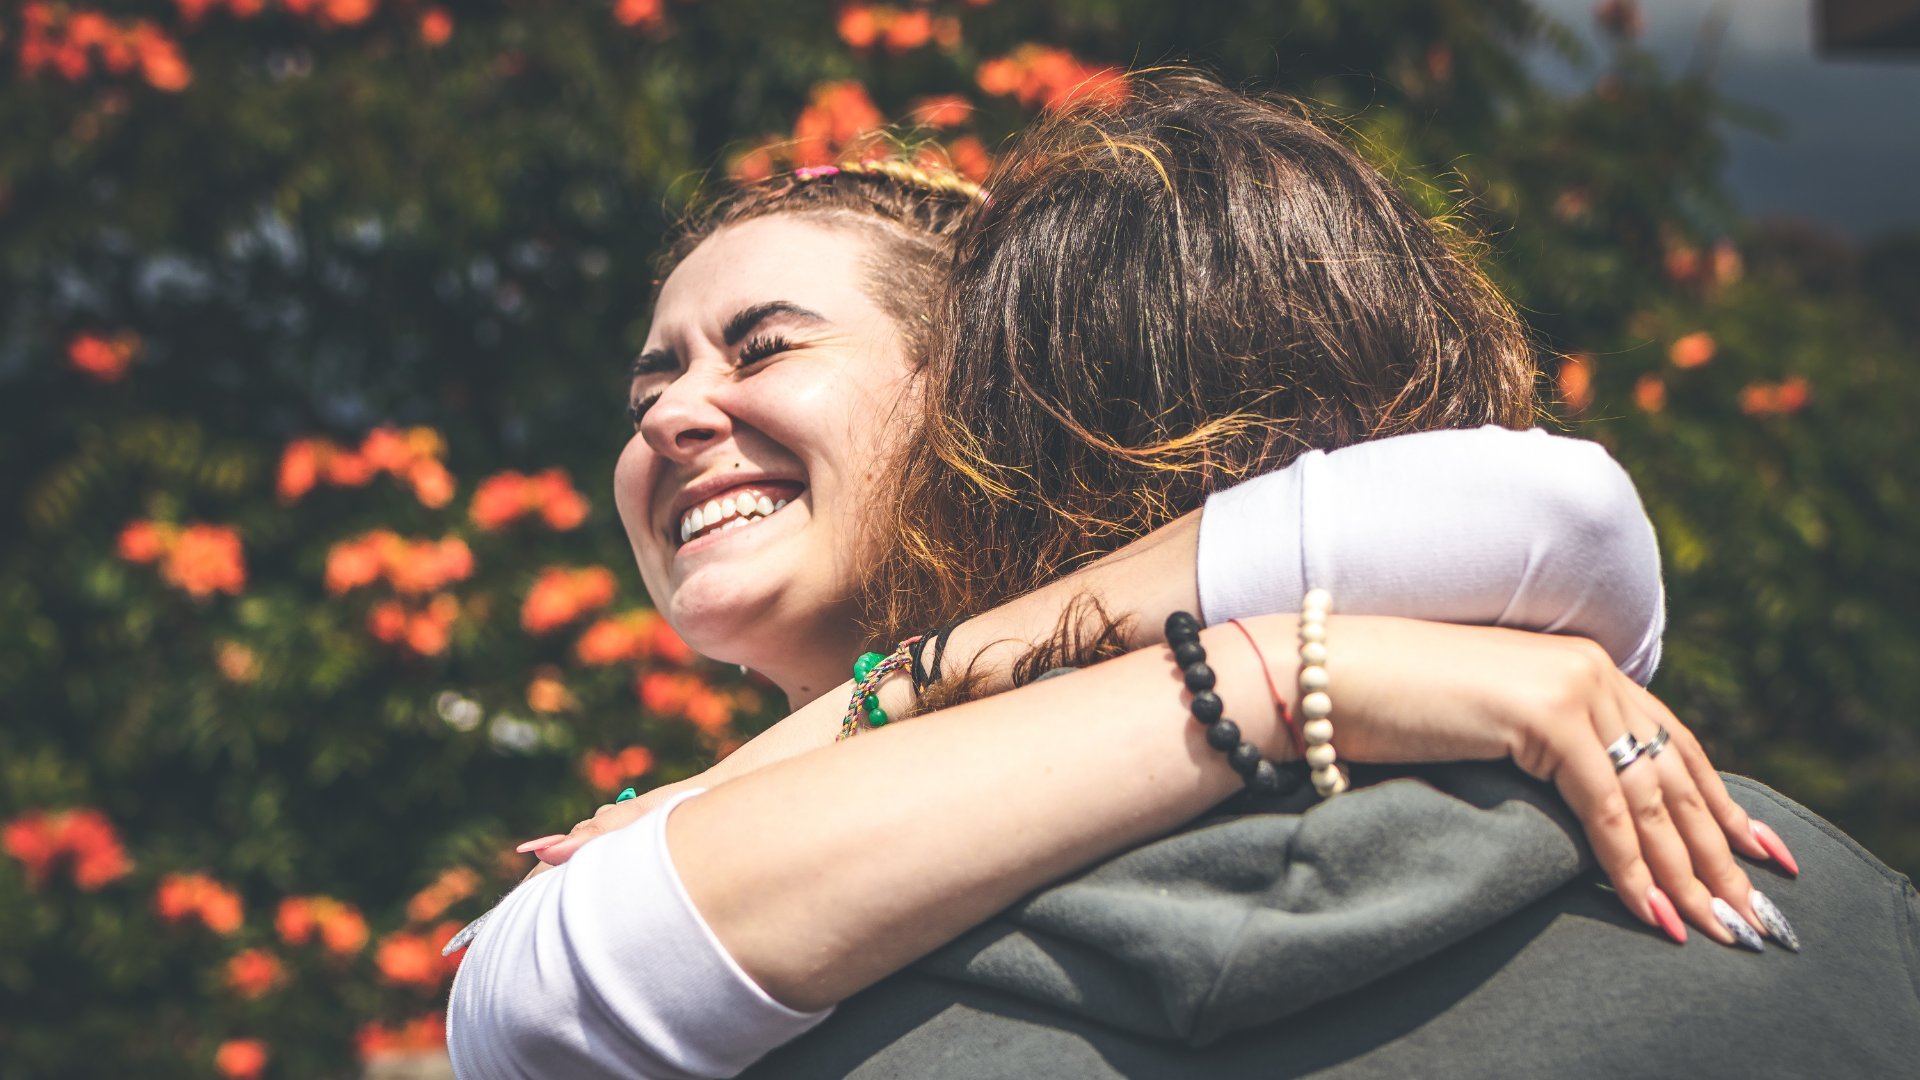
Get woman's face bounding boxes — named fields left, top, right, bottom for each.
left=615, top=215, right=918, bottom=700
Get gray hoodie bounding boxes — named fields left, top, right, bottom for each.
left=746, top=766, right=1920, bottom=1078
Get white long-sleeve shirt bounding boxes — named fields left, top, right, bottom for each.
left=447, top=425, right=1666, bottom=1079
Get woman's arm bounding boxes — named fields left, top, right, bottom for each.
left=456, top=616, right=1771, bottom=1078
left=642, top=425, right=1665, bottom=799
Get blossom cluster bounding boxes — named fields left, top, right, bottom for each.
left=470, top=468, right=589, bottom=531
left=67, top=331, right=141, bottom=381
left=276, top=893, right=371, bottom=954
left=118, top=521, right=247, bottom=598
left=837, top=5, right=963, bottom=54
left=2, top=808, right=133, bottom=890
left=976, top=45, right=1128, bottom=111
left=15, top=4, right=192, bottom=91
left=582, top=745, right=656, bottom=792
left=521, top=566, right=618, bottom=634
left=156, top=872, right=246, bottom=933
left=574, top=608, right=694, bottom=666
left=279, top=426, right=455, bottom=509
left=325, top=531, right=473, bottom=595
left=639, top=671, right=733, bottom=735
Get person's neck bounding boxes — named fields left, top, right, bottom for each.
left=753, top=637, right=861, bottom=711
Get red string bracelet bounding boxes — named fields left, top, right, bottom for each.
left=1226, top=618, right=1304, bottom=757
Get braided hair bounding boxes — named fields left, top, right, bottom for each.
left=658, top=156, right=984, bottom=366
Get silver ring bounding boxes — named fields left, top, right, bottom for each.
left=1641, top=727, right=1671, bottom=758
left=1606, top=732, right=1646, bottom=772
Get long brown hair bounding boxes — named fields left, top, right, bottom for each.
left=864, top=72, right=1538, bottom=647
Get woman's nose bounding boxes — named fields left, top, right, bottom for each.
left=639, top=371, right=732, bottom=462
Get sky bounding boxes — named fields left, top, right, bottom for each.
left=1531, top=0, right=1920, bottom=237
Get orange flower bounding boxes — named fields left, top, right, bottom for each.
left=214, top=1039, right=269, bottom=1080
left=1669, top=331, right=1716, bottom=369
left=471, top=469, right=588, bottom=530
left=117, top=520, right=170, bottom=563
left=976, top=45, right=1126, bottom=111
left=909, top=94, right=973, bottom=129
left=582, top=746, right=655, bottom=793
left=275, top=897, right=315, bottom=945
left=638, top=671, right=700, bottom=715
left=406, top=458, right=456, bottom=508
left=613, top=0, right=664, bottom=29
left=67, top=331, right=140, bottom=381
left=376, top=930, right=445, bottom=987
left=406, top=866, right=479, bottom=923
left=1633, top=374, right=1667, bottom=413
left=368, top=600, right=408, bottom=643
left=326, top=533, right=387, bottom=594
left=323, top=0, right=376, bottom=27
left=359, top=427, right=411, bottom=472
left=883, top=8, right=933, bottom=51
left=356, top=1012, right=447, bottom=1062
left=130, top=22, right=191, bottom=91
left=161, top=524, right=246, bottom=597
left=1663, top=244, right=1700, bottom=284
left=1740, top=375, right=1811, bottom=417
left=685, top=690, right=733, bottom=735
left=1711, top=239, right=1743, bottom=287
left=837, top=4, right=879, bottom=48
left=323, top=450, right=376, bottom=487
left=575, top=609, right=665, bottom=665
left=155, top=872, right=244, bottom=934
left=316, top=899, right=369, bottom=954
left=277, top=439, right=322, bottom=501
left=948, top=135, right=991, bottom=183
left=419, top=7, right=452, bottom=45
left=527, top=672, right=576, bottom=713
left=792, top=80, right=884, bottom=167
left=522, top=566, right=618, bottom=634
left=224, top=948, right=286, bottom=999
left=277, top=894, right=366, bottom=953
left=5, top=809, right=133, bottom=889
left=1557, top=354, right=1594, bottom=414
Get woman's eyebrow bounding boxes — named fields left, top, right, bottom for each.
left=722, top=300, right=827, bottom=346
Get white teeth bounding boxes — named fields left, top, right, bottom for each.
left=703, top=499, right=722, bottom=523
left=723, top=495, right=739, bottom=518
left=757, top=495, right=774, bottom=516
left=774, top=498, right=787, bottom=511
left=680, top=517, right=691, bottom=543
left=688, top=506, right=704, bottom=532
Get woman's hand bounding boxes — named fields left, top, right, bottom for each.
left=1326, top=616, right=1786, bottom=949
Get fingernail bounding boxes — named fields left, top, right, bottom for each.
left=536, top=842, right=574, bottom=866
left=515, top=834, right=569, bottom=854
left=1750, top=820, right=1800, bottom=876
left=1647, top=885, right=1687, bottom=944
left=615, top=787, right=638, bottom=803
left=1752, top=890, right=1801, bottom=952
left=1712, top=897, right=1765, bottom=952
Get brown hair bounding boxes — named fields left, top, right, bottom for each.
left=656, top=156, right=982, bottom=365
left=864, top=72, right=1539, bottom=648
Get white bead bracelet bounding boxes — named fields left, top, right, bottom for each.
left=1299, top=588, right=1348, bottom=798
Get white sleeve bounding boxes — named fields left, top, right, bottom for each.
left=446, top=789, right=831, bottom=1080
left=1196, top=426, right=1665, bottom=683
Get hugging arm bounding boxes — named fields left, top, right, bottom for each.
left=704, top=424, right=1666, bottom=785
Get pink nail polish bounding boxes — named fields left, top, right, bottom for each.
left=515, top=834, right=569, bottom=854
left=1647, top=885, right=1687, bottom=944
left=1750, top=820, right=1800, bottom=877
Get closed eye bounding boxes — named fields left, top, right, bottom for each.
left=738, top=333, right=795, bottom=367
left=627, top=390, right=663, bottom=429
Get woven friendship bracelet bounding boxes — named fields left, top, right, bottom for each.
left=839, top=638, right=921, bottom=742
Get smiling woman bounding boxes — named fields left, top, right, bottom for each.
left=614, top=166, right=974, bottom=704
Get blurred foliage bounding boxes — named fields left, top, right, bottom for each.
left=1, top=1, right=1915, bottom=1075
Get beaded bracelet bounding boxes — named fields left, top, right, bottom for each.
left=1165, top=611, right=1297, bottom=795
left=839, top=637, right=921, bottom=741
left=1298, top=589, right=1349, bottom=798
